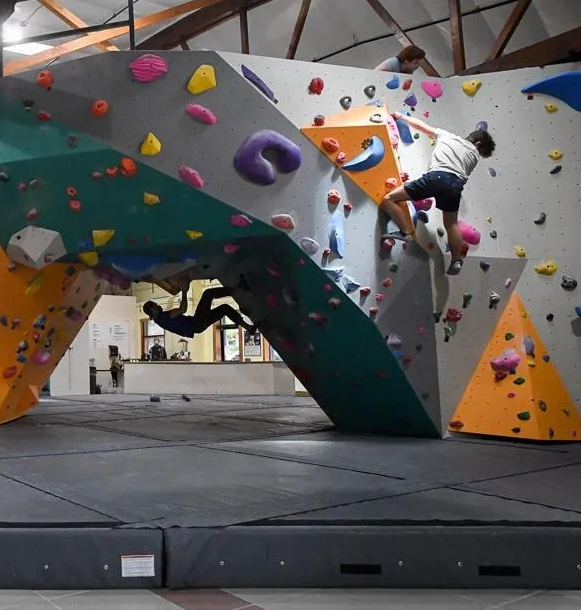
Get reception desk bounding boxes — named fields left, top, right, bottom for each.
left=123, top=361, right=297, bottom=396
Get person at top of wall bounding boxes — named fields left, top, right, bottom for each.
left=375, top=45, right=426, bottom=73
left=380, top=113, right=496, bottom=276
left=143, top=277, right=256, bottom=340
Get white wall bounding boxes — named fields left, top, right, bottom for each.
left=50, top=322, right=90, bottom=396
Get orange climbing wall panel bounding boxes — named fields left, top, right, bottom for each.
left=0, top=246, right=106, bottom=424
left=301, top=104, right=402, bottom=205
left=449, top=292, right=581, bottom=441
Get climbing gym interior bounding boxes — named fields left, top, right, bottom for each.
left=0, top=0, right=580, bottom=595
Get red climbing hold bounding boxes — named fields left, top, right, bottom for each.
left=360, top=286, right=371, bottom=296
left=26, top=208, right=38, bottom=221
left=18, top=182, right=27, bottom=192
left=382, top=277, right=393, bottom=288
left=336, top=152, right=347, bottom=164
left=381, top=238, right=395, bottom=253
left=445, top=308, right=463, bottom=322
left=120, top=158, right=138, bottom=176
left=400, top=171, right=409, bottom=182
left=106, top=167, right=119, bottom=178
left=314, top=115, right=325, bottom=126
left=343, top=202, right=353, bottom=212
left=449, top=420, right=464, bottom=430
left=36, top=70, right=54, bottom=90
left=91, top=99, right=109, bottom=118
left=37, top=110, right=51, bottom=122
left=403, top=79, right=413, bottom=90
left=324, top=284, right=332, bottom=291
left=66, top=186, right=77, bottom=198
left=2, top=366, right=17, bottom=380
left=327, top=190, right=341, bottom=204
left=309, top=77, right=324, bottom=95
left=69, top=199, right=82, bottom=213
left=369, top=306, right=379, bottom=316
left=322, top=138, right=340, bottom=153
left=308, top=312, right=327, bottom=324
left=323, top=247, right=331, bottom=256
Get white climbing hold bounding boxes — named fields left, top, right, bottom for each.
left=299, top=237, right=320, bottom=255
left=7, top=226, right=67, bottom=269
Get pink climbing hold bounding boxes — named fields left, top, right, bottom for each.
left=223, top=244, right=239, bottom=254
left=490, top=349, right=521, bottom=373
left=230, top=214, right=252, bottom=227
left=271, top=214, right=295, bottom=230
left=336, top=151, right=347, bottom=164
left=178, top=165, right=204, bottom=188
left=421, top=81, right=443, bottom=100
left=360, top=286, right=371, bottom=296
left=327, top=190, right=341, bottom=204
left=185, top=103, right=217, bottom=124
left=412, top=198, right=433, bottom=211
left=385, top=177, right=398, bottom=189
left=369, top=306, right=379, bottom=316
left=328, top=297, right=341, bottom=309
left=129, top=54, right=169, bottom=83
left=31, top=349, right=51, bottom=365
left=266, top=294, right=278, bottom=308
left=459, top=220, right=481, bottom=245
left=324, top=284, right=333, bottom=291
left=375, top=294, right=384, bottom=302
left=423, top=111, right=430, bottom=118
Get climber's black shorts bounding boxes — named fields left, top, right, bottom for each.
left=404, top=170, right=466, bottom=213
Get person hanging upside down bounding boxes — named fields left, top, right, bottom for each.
left=381, top=112, right=496, bottom=276
left=143, top=279, right=256, bottom=339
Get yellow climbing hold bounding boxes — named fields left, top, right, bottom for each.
left=548, top=149, right=563, bottom=161
left=78, top=251, right=99, bottom=267
left=545, top=103, right=558, bottom=113
left=462, top=79, right=482, bottom=96
left=187, top=64, right=216, bottom=95
left=534, top=259, right=558, bottom=276
left=92, top=230, right=115, bottom=248
left=514, top=245, right=526, bottom=258
left=429, top=138, right=436, bottom=146
left=56, top=330, right=69, bottom=343
left=185, top=230, right=204, bottom=240
left=140, top=132, right=162, bottom=156
left=24, top=273, right=43, bottom=296
left=143, top=192, right=161, bottom=205
left=486, top=215, right=492, bottom=223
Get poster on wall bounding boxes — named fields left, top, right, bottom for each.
left=90, top=322, right=107, bottom=350
left=243, top=330, right=262, bottom=358
left=270, top=345, right=283, bottom=362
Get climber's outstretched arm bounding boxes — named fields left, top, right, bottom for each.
left=393, top=111, right=436, bottom=138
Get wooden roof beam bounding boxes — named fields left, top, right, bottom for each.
left=365, top=0, right=440, bottom=77
left=38, top=0, right=119, bottom=52
left=240, top=7, right=249, bottom=54
left=286, top=0, right=311, bottom=60
left=486, top=0, right=532, bottom=61
left=460, top=26, right=581, bottom=74
left=448, top=0, right=465, bottom=72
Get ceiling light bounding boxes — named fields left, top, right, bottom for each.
left=2, top=23, right=23, bottom=44
left=5, top=42, right=53, bottom=56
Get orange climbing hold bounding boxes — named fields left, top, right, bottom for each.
left=91, top=99, right=109, bottom=118
left=120, top=158, right=138, bottom=177
left=36, top=70, right=54, bottom=90
left=449, top=292, right=581, bottom=441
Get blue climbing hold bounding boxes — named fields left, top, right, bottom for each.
left=575, top=306, right=581, bottom=317
left=342, top=275, right=361, bottom=293
left=365, top=99, right=383, bottom=107
left=328, top=207, right=345, bottom=258
left=103, top=255, right=166, bottom=279
left=386, top=75, right=400, bottom=90
left=325, top=267, right=345, bottom=282
left=521, top=72, right=581, bottom=112
left=342, top=136, right=385, bottom=172
left=395, top=118, right=414, bottom=144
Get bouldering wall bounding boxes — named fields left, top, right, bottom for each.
left=218, top=52, right=581, bottom=440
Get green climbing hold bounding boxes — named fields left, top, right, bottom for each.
left=389, top=263, right=398, bottom=272
left=421, top=392, right=429, bottom=400
left=462, top=293, right=473, bottom=308
left=505, top=332, right=514, bottom=340
left=538, top=400, right=548, bottom=412
left=514, top=377, right=526, bottom=385
left=517, top=411, right=531, bottom=421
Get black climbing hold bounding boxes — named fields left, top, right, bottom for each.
left=21, top=98, right=34, bottom=111
left=437, top=227, right=445, bottom=237
left=364, top=85, right=376, bottom=98
left=340, top=96, right=352, bottom=110
left=548, top=428, right=555, bottom=439
left=489, top=230, right=497, bottom=239
left=67, top=135, right=79, bottom=148
left=181, top=393, right=191, bottom=402
left=546, top=313, right=554, bottom=322
left=561, top=275, right=577, bottom=291
left=0, top=172, right=10, bottom=183
left=416, top=210, right=429, bottom=223
left=533, top=212, right=546, bottom=225
left=511, top=427, right=521, bottom=433
left=480, top=260, right=490, bottom=271
left=550, top=165, right=562, bottom=175
left=433, top=312, right=441, bottom=323
left=149, top=394, right=161, bottom=403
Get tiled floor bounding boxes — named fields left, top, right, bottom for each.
left=2, top=589, right=581, bottom=609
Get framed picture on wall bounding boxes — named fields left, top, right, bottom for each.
left=243, top=329, right=262, bottom=358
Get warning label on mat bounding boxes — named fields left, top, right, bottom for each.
left=121, top=554, right=155, bottom=578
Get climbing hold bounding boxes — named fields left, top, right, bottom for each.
left=119, top=158, right=137, bottom=177
left=36, top=69, right=54, bottom=89
left=322, top=137, right=340, bottom=153
left=185, top=230, right=204, bottom=240
left=26, top=208, right=38, bottom=222
left=90, top=99, right=109, bottom=118
left=66, top=186, right=77, bottom=198
left=486, top=215, right=492, bottom=223
left=549, top=149, right=563, bottom=161
left=511, top=427, right=521, bottom=433
left=234, top=129, right=302, bottom=185
left=404, top=92, right=417, bottom=108
left=545, top=103, right=558, bottom=113
left=241, top=64, right=277, bottom=103
left=223, top=244, right=239, bottom=254
left=18, top=182, right=27, bottom=192
left=31, top=349, right=51, bottom=365
left=387, top=333, right=402, bottom=349
left=150, top=394, right=161, bottom=403
left=382, top=278, right=393, bottom=288
left=313, top=114, right=325, bottom=126
left=505, top=332, right=515, bottom=340
left=36, top=110, right=51, bottom=122
left=328, top=297, right=341, bottom=309
left=143, top=192, right=160, bottom=206
left=459, top=221, right=481, bottom=245
left=78, top=251, right=99, bottom=267
left=385, top=177, right=398, bottom=190
left=140, top=132, right=162, bottom=156
left=22, top=98, right=34, bottom=111
left=476, top=120, right=488, bottom=132
left=92, top=229, right=115, bottom=248
left=449, top=420, right=464, bottom=430
left=514, top=377, right=526, bottom=386
left=2, top=366, right=17, bottom=380
left=462, top=79, right=482, bottom=96
left=230, top=214, right=252, bottom=228
left=548, top=428, right=555, bottom=439
left=343, top=136, right=385, bottom=172
left=271, top=214, right=295, bottom=230
left=534, top=260, right=558, bottom=276
left=343, top=202, right=353, bottom=213
left=505, top=278, right=512, bottom=288
left=561, top=275, right=577, bottom=290
left=479, top=260, right=490, bottom=271
left=416, top=211, right=429, bottom=223
left=327, top=190, right=341, bottom=204
left=532, top=212, right=548, bottom=227
left=334, top=153, right=346, bottom=166
left=369, top=306, right=379, bottom=316
left=67, top=134, right=79, bottom=148
left=546, top=313, right=554, bottom=322
left=550, top=165, right=562, bottom=175
left=66, top=198, right=81, bottom=213
left=462, top=293, right=473, bottom=308
left=490, top=349, right=521, bottom=372
left=360, top=286, right=371, bottom=296
left=129, top=54, right=168, bottom=82
left=437, top=227, right=445, bottom=237
left=521, top=71, right=581, bottom=112
left=413, top=133, right=420, bottom=140
left=490, top=230, right=497, bottom=239
left=389, top=263, right=399, bottom=273
left=380, top=237, right=395, bottom=253
left=342, top=275, right=361, bottom=293
left=299, top=237, right=320, bottom=255
left=7, top=227, right=66, bottom=270
left=328, top=208, right=345, bottom=258
left=421, top=81, right=443, bottom=100
left=370, top=113, right=384, bottom=124
left=402, top=79, right=412, bottom=90
left=339, top=96, right=352, bottom=110
left=524, top=336, right=535, bottom=357
left=187, top=64, right=217, bottom=94
left=395, top=118, right=414, bottom=144
left=488, top=167, right=497, bottom=177
left=423, top=111, right=430, bottom=118
left=364, top=85, right=376, bottom=98
left=325, top=267, right=345, bottom=282
left=386, top=75, right=399, bottom=89
left=445, top=308, right=463, bottom=323
left=308, top=77, right=324, bottom=95
left=514, top=246, right=527, bottom=258
left=324, top=283, right=333, bottom=291
left=489, top=292, right=500, bottom=309
left=308, top=312, right=327, bottom=324
left=0, top=171, right=9, bottom=183
left=178, top=165, right=204, bottom=188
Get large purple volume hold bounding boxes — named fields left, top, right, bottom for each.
left=233, top=129, right=302, bottom=186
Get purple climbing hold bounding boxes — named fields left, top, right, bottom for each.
left=404, top=92, right=417, bottom=108
left=476, top=120, right=488, bottom=132
left=233, top=129, right=302, bottom=186
left=480, top=260, right=490, bottom=271
left=523, top=336, right=535, bottom=356
left=489, top=167, right=497, bottom=177
left=542, top=354, right=551, bottom=362
left=242, top=64, right=278, bottom=104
